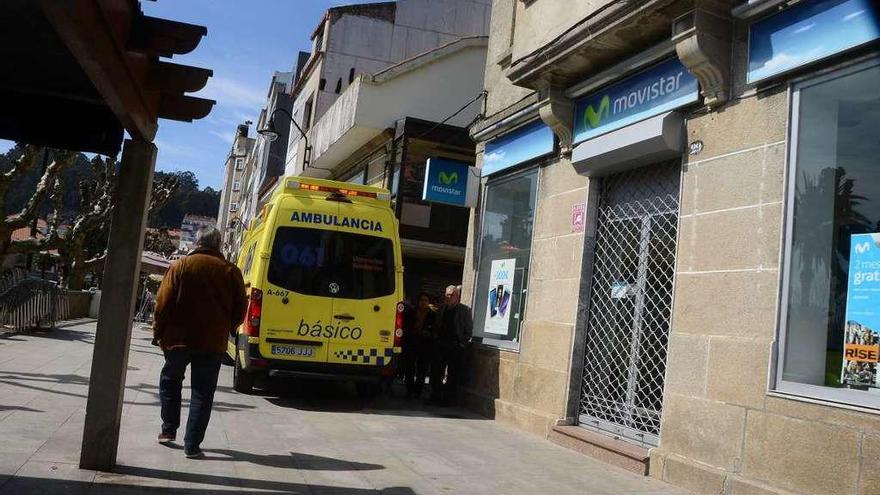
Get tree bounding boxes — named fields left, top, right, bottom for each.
left=144, top=229, right=177, bottom=258
left=57, top=156, right=179, bottom=289
left=0, top=145, right=76, bottom=255
left=149, top=170, right=220, bottom=228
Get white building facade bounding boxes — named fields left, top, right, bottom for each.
left=284, top=0, right=491, bottom=177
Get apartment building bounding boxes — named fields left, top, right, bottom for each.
left=274, top=0, right=490, bottom=295
left=229, top=71, right=294, bottom=260
left=217, top=123, right=255, bottom=257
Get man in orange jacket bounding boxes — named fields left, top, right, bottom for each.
left=153, top=226, right=247, bottom=459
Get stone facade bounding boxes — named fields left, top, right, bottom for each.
left=463, top=0, right=880, bottom=494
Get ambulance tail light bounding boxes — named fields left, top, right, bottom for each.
left=245, top=288, right=262, bottom=337
left=394, top=302, right=404, bottom=348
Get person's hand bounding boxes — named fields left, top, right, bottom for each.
left=151, top=337, right=160, bottom=347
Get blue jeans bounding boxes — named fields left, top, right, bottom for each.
left=159, top=349, right=222, bottom=451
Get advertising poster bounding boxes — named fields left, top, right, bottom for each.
left=842, top=233, right=880, bottom=388
left=484, top=258, right=516, bottom=335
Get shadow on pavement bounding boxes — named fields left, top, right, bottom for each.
left=0, top=372, right=256, bottom=413
left=0, top=404, right=42, bottom=412
left=262, top=379, right=482, bottom=421
left=164, top=446, right=385, bottom=471
left=1, top=472, right=415, bottom=494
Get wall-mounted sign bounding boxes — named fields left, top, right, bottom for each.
left=842, top=233, right=880, bottom=388
left=483, top=120, right=555, bottom=177
left=422, top=158, right=477, bottom=207
left=484, top=258, right=516, bottom=335
left=571, top=203, right=586, bottom=233
left=688, top=140, right=704, bottom=156
left=748, top=0, right=880, bottom=84
left=573, top=57, right=699, bottom=144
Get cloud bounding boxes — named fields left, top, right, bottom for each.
left=155, top=139, right=199, bottom=159
left=197, top=77, right=265, bottom=110
left=792, top=22, right=816, bottom=34
left=209, top=130, right=234, bottom=144
left=484, top=150, right=505, bottom=164
left=843, top=10, right=866, bottom=21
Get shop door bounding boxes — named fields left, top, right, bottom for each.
left=578, top=161, right=680, bottom=447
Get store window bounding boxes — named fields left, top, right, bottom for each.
left=472, top=168, right=538, bottom=348
left=778, top=58, right=880, bottom=409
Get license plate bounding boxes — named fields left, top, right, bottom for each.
left=270, top=345, right=314, bottom=357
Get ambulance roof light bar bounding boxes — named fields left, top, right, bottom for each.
left=285, top=179, right=390, bottom=201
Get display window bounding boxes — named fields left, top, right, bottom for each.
left=472, top=168, right=539, bottom=348
left=777, top=57, right=880, bottom=410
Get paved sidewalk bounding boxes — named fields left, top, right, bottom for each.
left=0, top=322, right=688, bottom=494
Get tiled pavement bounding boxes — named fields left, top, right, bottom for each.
left=0, top=321, right=689, bottom=494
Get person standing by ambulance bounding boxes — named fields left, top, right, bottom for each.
left=153, top=227, right=247, bottom=459
left=428, top=285, right=472, bottom=405
left=403, top=292, right=435, bottom=399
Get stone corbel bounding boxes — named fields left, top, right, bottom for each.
left=672, top=7, right=733, bottom=108
left=538, top=86, right=574, bottom=157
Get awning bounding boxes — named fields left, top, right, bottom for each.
left=571, top=112, right=684, bottom=177
left=141, top=251, right=171, bottom=275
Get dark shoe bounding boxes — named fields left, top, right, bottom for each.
left=157, top=432, right=175, bottom=445
left=184, top=447, right=205, bottom=459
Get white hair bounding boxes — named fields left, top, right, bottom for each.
left=195, top=226, right=222, bottom=251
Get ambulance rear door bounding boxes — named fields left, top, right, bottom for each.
left=260, top=197, right=339, bottom=363
left=327, top=203, right=399, bottom=367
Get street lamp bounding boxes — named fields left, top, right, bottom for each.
left=258, top=107, right=312, bottom=168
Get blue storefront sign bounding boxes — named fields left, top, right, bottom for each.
left=422, top=157, right=477, bottom=207
left=748, top=0, right=880, bottom=84
left=483, top=120, right=554, bottom=177
left=573, top=57, right=699, bottom=144
left=842, top=233, right=880, bottom=387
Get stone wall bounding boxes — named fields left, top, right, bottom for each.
left=650, top=28, right=880, bottom=495
left=462, top=155, right=589, bottom=437
left=482, top=0, right=532, bottom=116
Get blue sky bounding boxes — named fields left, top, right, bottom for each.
left=0, top=0, right=378, bottom=189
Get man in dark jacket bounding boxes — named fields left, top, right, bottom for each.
left=153, top=227, right=247, bottom=459
left=428, top=285, right=473, bottom=405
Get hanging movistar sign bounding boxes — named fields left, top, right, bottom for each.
left=422, top=157, right=478, bottom=207
left=573, top=58, right=699, bottom=143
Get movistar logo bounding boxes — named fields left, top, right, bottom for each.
left=856, top=242, right=871, bottom=254
left=439, top=171, right=459, bottom=185
left=583, top=95, right=610, bottom=129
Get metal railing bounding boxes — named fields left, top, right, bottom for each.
left=0, top=270, right=70, bottom=332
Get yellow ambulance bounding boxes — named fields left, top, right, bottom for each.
left=228, top=177, right=404, bottom=395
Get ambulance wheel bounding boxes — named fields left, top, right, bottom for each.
left=233, top=352, right=254, bottom=394
left=355, top=381, right=380, bottom=399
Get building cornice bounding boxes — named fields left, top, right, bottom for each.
left=505, top=0, right=688, bottom=90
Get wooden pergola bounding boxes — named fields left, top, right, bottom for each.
left=0, top=0, right=214, bottom=471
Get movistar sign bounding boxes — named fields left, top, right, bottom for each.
left=573, top=57, right=699, bottom=143
left=422, top=158, right=477, bottom=207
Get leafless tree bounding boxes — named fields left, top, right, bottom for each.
left=0, top=145, right=178, bottom=289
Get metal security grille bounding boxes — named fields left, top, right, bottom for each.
left=578, top=162, right=680, bottom=447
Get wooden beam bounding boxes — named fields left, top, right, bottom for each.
left=80, top=138, right=155, bottom=471
left=146, top=61, right=212, bottom=94
left=128, top=15, right=208, bottom=58
left=158, top=94, right=215, bottom=122
left=37, top=0, right=159, bottom=141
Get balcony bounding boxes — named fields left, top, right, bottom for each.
left=299, top=36, right=488, bottom=176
